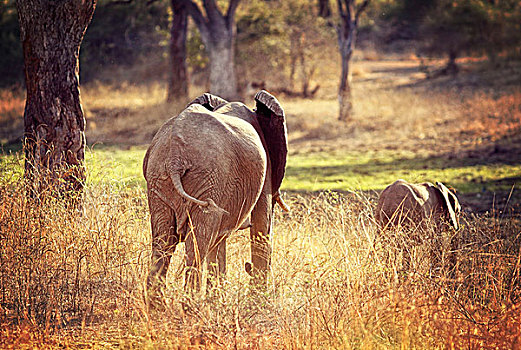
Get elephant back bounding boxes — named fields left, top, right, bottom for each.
left=146, top=104, right=268, bottom=236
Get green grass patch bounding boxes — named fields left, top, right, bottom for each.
left=86, top=145, right=147, bottom=189
left=284, top=150, right=521, bottom=193
left=2, top=147, right=519, bottom=194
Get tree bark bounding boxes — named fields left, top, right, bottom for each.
left=208, top=39, right=237, bottom=100
left=179, top=0, right=240, bottom=100
left=167, top=0, right=189, bottom=102
left=16, top=0, right=96, bottom=199
left=338, top=43, right=353, bottom=121
left=318, top=0, right=331, bottom=18
left=337, top=24, right=355, bottom=122
left=336, top=0, right=369, bottom=122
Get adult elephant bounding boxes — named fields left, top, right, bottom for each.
left=143, top=90, right=289, bottom=298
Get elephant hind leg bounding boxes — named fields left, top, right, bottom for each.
left=206, top=239, right=227, bottom=293
left=249, top=193, right=273, bottom=289
left=146, top=191, right=178, bottom=305
left=184, top=210, right=222, bottom=292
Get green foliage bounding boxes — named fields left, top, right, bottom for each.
left=80, top=0, right=170, bottom=82
left=0, top=0, right=23, bottom=87
left=236, top=0, right=334, bottom=91
left=419, top=0, right=521, bottom=60
left=186, top=25, right=208, bottom=71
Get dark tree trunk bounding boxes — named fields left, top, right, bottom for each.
left=16, top=0, right=96, bottom=199
left=336, top=0, right=369, bottom=122
left=318, top=0, right=331, bottom=18
left=167, top=0, right=189, bottom=102
left=179, top=0, right=240, bottom=100
left=445, top=49, right=459, bottom=76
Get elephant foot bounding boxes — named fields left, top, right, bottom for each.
left=146, top=275, right=169, bottom=312
left=245, top=261, right=270, bottom=297
left=245, top=261, right=253, bottom=276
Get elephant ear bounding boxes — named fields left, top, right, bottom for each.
left=255, top=90, right=284, bottom=119
left=436, top=182, right=459, bottom=230
left=186, top=93, right=228, bottom=111
left=254, top=90, right=288, bottom=194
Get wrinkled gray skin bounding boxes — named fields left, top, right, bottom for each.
left=143, top=91, right=288, bottom=298
left=375, top=179, right=461, bottom=231
left=375, top=179, right=461, bottom=271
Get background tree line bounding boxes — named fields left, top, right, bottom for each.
left=2, top=0, right=519, bottom=90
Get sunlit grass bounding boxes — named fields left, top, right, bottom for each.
left=86, top=146, right=147, bottom=189
left=1, top=170, right=520, bottom=348
left=2, top=145, right=519, bottom=196
left=1, top=56, right=520, bottom=348
left=285, top=150, right=521, bottom=193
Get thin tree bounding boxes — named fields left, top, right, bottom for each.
left=16, top=0, right=96, bottom=198
left=167, top=0, right=189, bottom=102
left=336, top=0, right=369, bottom=122
left=177, top=0, right=240, bottom=100
left=318, top=0, right=331, bottom=18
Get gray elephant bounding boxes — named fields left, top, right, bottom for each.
left=375, top=179, right=461, bottom=231
left=375, top=179, right=461, bottom=272
left=143, top=90, right=289, bottom=297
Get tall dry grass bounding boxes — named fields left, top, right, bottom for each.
left=0, top=156, right=150, bottom=344
left=1, top=160, right=520, bottom=347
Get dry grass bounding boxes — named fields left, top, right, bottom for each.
left=1, top=162, right=521, bottom=348
left=283, top=59, right=521, bottom=157
left=1, top=56, right=521, bottom=348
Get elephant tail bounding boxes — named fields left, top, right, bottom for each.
left=170, top=171, right=228, bottom=216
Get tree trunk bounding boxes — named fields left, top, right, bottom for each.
left=445, top=49, right=459, bottom=76
left=180, top=0, right=240, bottom=101
left=16, top=0, right=96, bottom=199
left=207, top=37, right=238, bottom=101
left=167, top=0, right=189, bottom=102
left=336, top=0, right=368, bottom=122
left=338, top=53, right=353, bottom=122
left=337, top=23, right=356, bottom=122
left=318, top=0, right=331, bottom=18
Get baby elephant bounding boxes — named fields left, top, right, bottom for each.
left=376, top=179, right=461, bottom=231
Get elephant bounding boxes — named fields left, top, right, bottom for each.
left=375, top=179, right=461, bottom=272
left=143, top=90, right=289, bottom=298
left=375, top=179, right=460, bottom=231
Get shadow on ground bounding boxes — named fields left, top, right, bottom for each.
left=286, top=131, right=521, bottom=215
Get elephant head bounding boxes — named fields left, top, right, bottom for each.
left=186, top=90, right=289, bottom=210
left=375, top=179, right=461, bottom=273
left=187, top=90, right=288, bottom=197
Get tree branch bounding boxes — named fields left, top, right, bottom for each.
left=336, top=0, right=347, bottom=22
left=345, top=0, right=353, bottom=22
left=176, top=0, right=208, bottom=35
left=203, top=0, right=221, bottom=22
left=354, top=0, right=370, bottom=24
left=106, top=0, right=132, bottom=7
left=226, top=0, right=240, bottom=27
